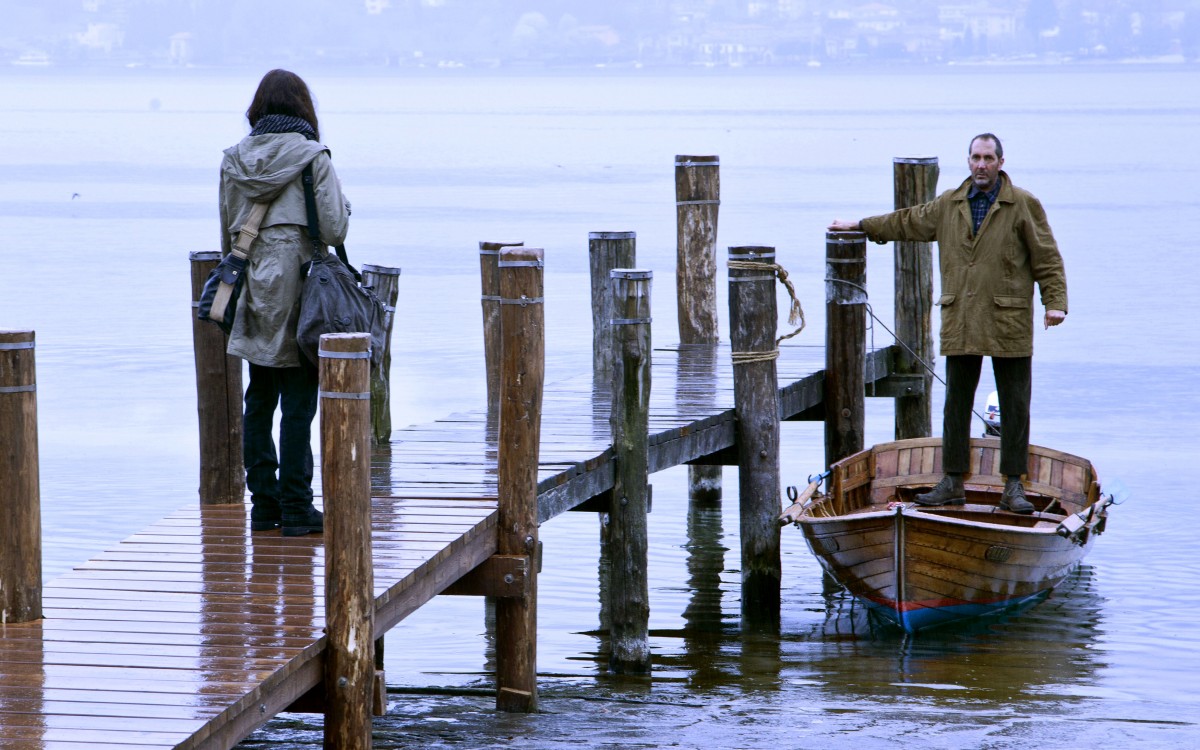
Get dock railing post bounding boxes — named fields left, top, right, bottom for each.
left=319, top=332, right=375, bottom=749
left=608, top=268, right=653, bottom=673
left=496, top=246, right=544, bottom=712
left=189, top=251, right=245, bottom=505
left=0, top=329, right=42, bottom=623
left=892, top=157, right=938, bottom=440
left=589, top=232, right=637, bottom=384
left=675, top=154, right=722, bottom=506
left=825, top=232, right=867, bottom=467
left=361, top=264, right=401, bottom=445
left=727, top=247, right=782, bottom=623
left=480, top=241, right=524, bottom=417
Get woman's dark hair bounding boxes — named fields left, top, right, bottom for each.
left=246, top=69, right=319, bottom=140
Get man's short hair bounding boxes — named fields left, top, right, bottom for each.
left=970, top=133, right=1003, bottom=159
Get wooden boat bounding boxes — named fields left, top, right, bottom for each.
left=780, top=437, right=1114, bottom=634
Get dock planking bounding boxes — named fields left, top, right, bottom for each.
left=0, top=342, right=892, bottom=749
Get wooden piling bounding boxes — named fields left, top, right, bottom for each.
left=727, top=247, right=782, bottom=621
left=496, top=246, right=544, bottom=712
left=319, top=332, right=376, bottom=749
left=480, top=241, right=524, bottom=415
left=675, top=154, right=723, bottom=506
left=189, top=251, right=245, bottom=504
left=589, top=232, right=637, bottom=383
left=361, top=264, right=402, bottom=445
left=892, top=157, right=938, bottom=440
left=0, top=329, right=41, bottom=623
left=607, top=268, right=652, bottom=674
left=825, top=232, right=867, bottom=468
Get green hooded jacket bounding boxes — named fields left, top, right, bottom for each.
left=219, top=132, right=349, bottom=367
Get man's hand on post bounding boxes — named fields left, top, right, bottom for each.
left=828, top=219, right=862, bottom=232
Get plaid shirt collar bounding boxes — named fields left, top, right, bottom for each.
left=967, top=180, right=1001, bottom=233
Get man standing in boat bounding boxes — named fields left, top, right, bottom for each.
left=828, top=133, right=1068, bottom=514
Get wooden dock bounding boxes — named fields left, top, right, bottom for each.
left=0, top=342, right=893, bottom=749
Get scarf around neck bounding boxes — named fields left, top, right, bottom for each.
left=249, top=113, right=317, bottom=141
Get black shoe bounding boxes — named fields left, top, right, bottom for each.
left=999, top=479, right=1035, bottom=514
left=281, top=507, right=324, bottom=537
left=250, top=497, right=282, bottom=531
left=915, top=475, right=965, bottom=506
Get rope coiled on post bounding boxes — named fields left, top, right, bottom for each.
left=726, top=259, right=807, bottom=366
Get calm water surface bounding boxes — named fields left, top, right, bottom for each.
left=1, top=66, right=1198, bottom=749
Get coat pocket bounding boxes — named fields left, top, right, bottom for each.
left=993, top=295, right=1031, bottom=342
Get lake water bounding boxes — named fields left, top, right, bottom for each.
left=2, top=65, right=1199, bottom=749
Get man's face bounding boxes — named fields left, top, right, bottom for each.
left=968, top=138, right=1004, bottom=192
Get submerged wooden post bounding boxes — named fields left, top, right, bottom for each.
left=893, top=157, right=938, bottom=440
left=589, top=232, right=637, bottom=382
left=675, top=154, right=722, bottom=505
left=608, top=268, right=652, bottom=673
left=0, top=329, right=41, bottom=623
left=727, top=247, right=782, bottom=622
left=319, top=332, right=375, bottom=749
left=825, top=232, right=867, bottom=468
left=362, top=264, right=401, bottom=445
left=496, top=246, right=544, bottom=712
left=480, top=241, right=524, bottom=415
left=189, top=251, right=245, bottom=504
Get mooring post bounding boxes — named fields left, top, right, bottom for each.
left=480, top=241, right=524, bottom=416
left=0, top=329, right=41, bottom=624
left=496, top=246, right=544, bottom=712
left=589, top=232, right=637, bottom=383
left=675, top=154, right=722, bottom=506
left=189, top=251, right=245, bottom=504
left=892, top=157, right=938, bottom=440
left=607, top=268, right=653, bottom=673
left=825, top=232, right=867, bottom=467
left=361, top=264, right=402, bottom=445
left=319, top=332, right=375, bottom=749
left=727, top=247, right=782, bottom=622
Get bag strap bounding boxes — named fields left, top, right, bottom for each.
left=231, top=202, right=269, bottom=260
left=302, top=162, right=361, bottom=282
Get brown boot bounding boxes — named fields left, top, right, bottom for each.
left=915, top=475, right=965, bottom=506
left=1000, top=478, right=1035, bottom=514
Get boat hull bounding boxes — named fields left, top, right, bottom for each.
left=789, top=438, right=1108, bottom=634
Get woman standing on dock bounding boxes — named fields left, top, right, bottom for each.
left=218, top=69, right=350, bottom=536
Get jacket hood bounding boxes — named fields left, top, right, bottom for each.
left=222, top=133, right=328, bottom=202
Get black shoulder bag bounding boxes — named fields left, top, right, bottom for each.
left=295, top=163, right=387, bottom=367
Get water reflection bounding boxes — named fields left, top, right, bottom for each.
left=794, top=565, right=1106, bottom=704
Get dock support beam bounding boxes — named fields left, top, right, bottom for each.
left=496, top=246, right=544, bottom=712
left=825, top=232, right=867, bottom=467
left=607, top=269, right=653, bottom=673
left=0, top=329, right=41, bottom=624
left=320, top=333, right=376, bottom=749
left=189, top=251, right=245, bottom=504
left=362, top=264, right=401, bottom=445
left=727, top=247, right=782, bottom=624
left=675, top=154, right=722, bottom=506
left=480, top=241, right=524, bottom=417
left=892, top=157, right=938, bottom=440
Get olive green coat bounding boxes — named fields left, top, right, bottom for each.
left=861, top=172, right=1067, bottom=358
left=219, top=133, right=349, bottom=367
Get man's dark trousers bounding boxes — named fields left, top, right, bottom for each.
left=942, top=355, right=1031, bottom=477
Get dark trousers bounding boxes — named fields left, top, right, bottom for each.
left=244, top=361, right=319, bottom=516
left=942, top=355, right=1031, bottom=477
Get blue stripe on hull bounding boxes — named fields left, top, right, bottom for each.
left=864, top=590, right=1052, bottom=634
